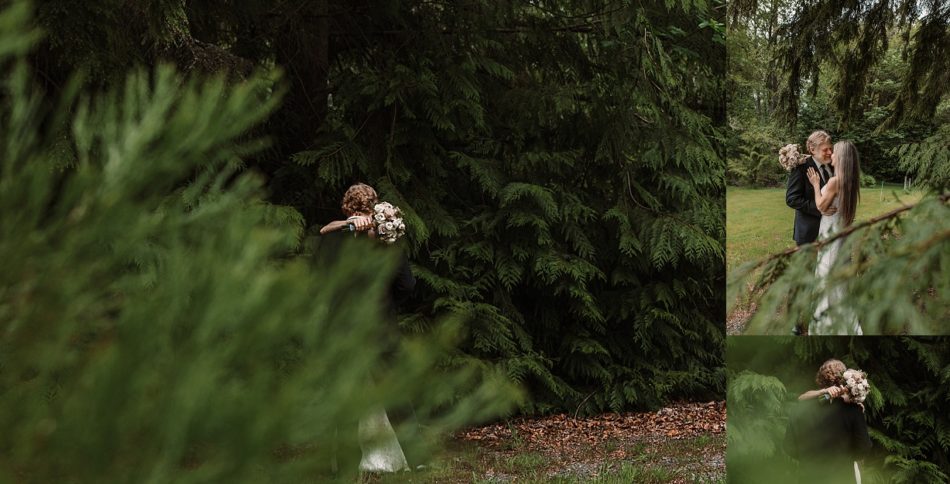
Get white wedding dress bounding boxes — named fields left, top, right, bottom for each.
left=809, top=183, right=862, bottom=335
left=358, top=406, right=409, bottom=473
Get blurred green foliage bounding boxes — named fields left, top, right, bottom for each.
left=727, top=336, right=950, bottom=484
left=729, top=184, right=949, bottom=333
left=0, top=3, right=517, bottom=481
left=17, top=0, right=730, bottom=415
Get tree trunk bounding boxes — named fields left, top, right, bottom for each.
left=764, top=0, right=781, bottom=116
left=272, top=0, right=331, bottom=159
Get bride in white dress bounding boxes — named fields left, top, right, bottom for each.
left=321, top=183, right=411, bottom=475
left=806, top=140, right=862, bottom=335
left=358, top=406, right=409, bottom=473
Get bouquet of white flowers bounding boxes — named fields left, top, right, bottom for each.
left=841, top=369, right=870, bottom=404
left=372, top=202, right=406, bottom=244
left=819, top=368, right=870, bottom=407
left=779, top=143, right=809, bottom=171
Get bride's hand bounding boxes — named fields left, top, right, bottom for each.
left=806, top=167, right=821, bottom=186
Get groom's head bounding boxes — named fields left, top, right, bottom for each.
left=815, top=359, right=846, bottom=387
left=806, top=130, right=833, bottom=164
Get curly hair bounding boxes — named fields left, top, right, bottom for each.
left=341, top=183, right=378, bottom=216
left=815, top=359, right=846, bottom=387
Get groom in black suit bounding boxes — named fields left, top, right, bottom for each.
left=784, top=395, right=872, bottom=483
left=786, top=130, right=836, bottom=246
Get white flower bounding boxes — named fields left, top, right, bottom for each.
left=841, top=369, right=869, bottom=404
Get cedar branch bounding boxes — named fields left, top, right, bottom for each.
left=737, top=193, right=949, bottom=275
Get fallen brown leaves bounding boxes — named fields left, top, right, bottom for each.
left=456, top=401, right=726, bottom=454
left=441, top=401, right=726, bottom=483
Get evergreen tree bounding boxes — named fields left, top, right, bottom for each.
left=726, top=0, right=948, bottom=185
left=22, top=0, right=728, bottom=412
left=285, top=0, right=728, bottom=413
left=0, top=4, right=516, bottom=481
left=731, top=0, right=949, bottom=128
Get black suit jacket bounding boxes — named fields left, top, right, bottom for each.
left=388, top=252, right=416, bottom=317
left=786, top=156, right=831, bottom=246
left=316, top=230, right=416, bottom=359
left=784, top=399, right=872, bottom=484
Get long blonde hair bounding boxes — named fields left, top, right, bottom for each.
left=833, top=141, right=861, bottom=227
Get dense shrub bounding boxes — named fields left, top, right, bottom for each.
left=0, top=5, right=516, bottom=481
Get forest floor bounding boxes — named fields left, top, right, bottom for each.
left=726, top=186, right=923, bottom=334
left=371, top=401, right=726, bottom=483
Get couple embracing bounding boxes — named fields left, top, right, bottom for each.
left=785, top=130, right=863, bottom=335
left=785, top=359, right=873, bottom=484
left=321, top=183, right=417, bottom=475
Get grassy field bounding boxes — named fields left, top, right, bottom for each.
left=726, top=185, right=924, bottom=273
left=373, top=433, right=725, bottom=483
left=359, top=403, right=727, bottom=483
left=726, top=185, right=926, bottom=334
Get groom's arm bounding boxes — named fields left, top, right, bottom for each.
left=785, top=166, right=821, bottom=217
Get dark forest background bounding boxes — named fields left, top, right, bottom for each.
left=6, top=0, right=727, bottom=421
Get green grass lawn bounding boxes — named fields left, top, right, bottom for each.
left=726, top=185, right=924, bottom=273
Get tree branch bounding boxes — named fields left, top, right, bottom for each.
left=738, top=193, right=950, bottom=274
left=328, top=20, right=606, bottom=37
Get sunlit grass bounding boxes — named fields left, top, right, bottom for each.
left=726, top=185, right=926, bottom=334
left=727, top=185, right=924, bottom=273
